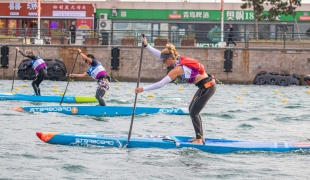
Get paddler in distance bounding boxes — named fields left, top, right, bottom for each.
left=13, top=47, right=48, bottom=96
left=135, top=36, right=216, bottom=144
left=70, top=49, right=110, bottom=106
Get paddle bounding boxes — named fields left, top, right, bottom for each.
left=10, top=49, right=18, bottom=93
left=60, top=52, right=79, bottom=105
left=125, top=34, right=145, bottom=147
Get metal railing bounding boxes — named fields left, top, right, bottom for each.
left=0, top=28, right=310, bottom=48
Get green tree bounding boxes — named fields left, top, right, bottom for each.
left=266, top=0, right=302, bottom=40
left=241, top=0, right=267, bottom=39
left=241, top=0, right=302, bottom=40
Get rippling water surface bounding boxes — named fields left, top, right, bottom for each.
left=1, top=80, right=310, bottom=179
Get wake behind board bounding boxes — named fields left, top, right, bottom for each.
left=36, top=132, right=310, bottom=154
left=13, top=105, right=189, bottom=116
left=0, top=93, right=97, bottom=103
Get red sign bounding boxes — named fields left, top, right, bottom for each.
left=299, top=16, right=310, bottom=21
left=168, top=14, right=182, bottom=19
left=76, top=19, right=93, bottom=29
left=0, top=3, right=93, bottom=17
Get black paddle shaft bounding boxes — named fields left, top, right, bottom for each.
left=125, top=34, right=145, bottom=147
left=60, top=52, right=79, bottom=105
left=11, top=50, right=18, bottom=92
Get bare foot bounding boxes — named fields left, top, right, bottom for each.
left=189, top=136, right=205, bottom=144
left=191, top=139, right=203, bottom=144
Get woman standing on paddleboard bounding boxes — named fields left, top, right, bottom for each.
left=135, top=37, right=216, bottom=144
left=70, top=49, right=110, bottom=106
left=13, top=47, right=48, bottom=96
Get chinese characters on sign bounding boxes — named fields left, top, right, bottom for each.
left=8, top=1, right=87, bottom=12
left=226, top=10, right=281, bottom=21
left=8, top=2, right=22, bottom=10
left=52, top=5, right=86, bottom=10
left=183, top=11, right=209, bottom=19
left=27, top=2, right=37, bottom=10
left=180, top=10, right=281, bottom=21
left=53, top=11, right=86, bottom=17
left=9, top=1, right=37, bottom=10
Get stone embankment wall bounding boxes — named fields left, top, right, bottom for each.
left=0, top=43, right=309, bottom=84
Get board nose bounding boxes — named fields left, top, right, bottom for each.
left=36, top=132, right=42, bottom=140
left=36, top=132, right=58, bottom=142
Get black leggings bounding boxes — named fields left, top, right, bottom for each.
left=227, top=37, right=236, bottom=46
left=32, top=69, right=47, bottom=96
left=96, top=88, right=106, bottom=106
left=71, top=33, right=76, bottom=44
left=189, top=84, right=216, bottom=139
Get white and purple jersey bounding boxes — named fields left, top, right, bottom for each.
left=174, top=59, right=199, bottom=83
left=30, top=56, right=46, bottom=73
left=87, top=59, right=106, bottom=80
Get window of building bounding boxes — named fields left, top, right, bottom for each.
left=50, top=20, right=59, bottom=29
left=41, top=20, right=50, bottom=37
left=8, top=19, right=17, bottom=36
left=62, top=20, right=71, bottom=30
left=0, top=19, right=6, bottom=36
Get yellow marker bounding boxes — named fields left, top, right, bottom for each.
left=242, top=88, right=246, bottom=92
left=306, top=89, right=310, bottom=93
left=178, top=87, right=183, bottom=90
left=59, top=92, right=64, bottom=96
left=15, top=88, right=20, bottom=90
left=115, top=86, right=120, bottom=89
left=91, top=90, right=95, bottom=93
left=10, top=91, right=15, bottom=94
left=54, top=85, right=58, bottom=89
left=274, top=89, right=278, bottom=92
left=85, top=85, right=90, bottom=88
left=147, top=94, right=154, bottom=98
left=22, top=84, right=27, bottom=87
left=237, top=97, right=243, bottom=100
left=282, top=99, right=288, bottom=103
left=53, top=89, right=58, bottom=92
left=278, top=94, right=283, bottom=96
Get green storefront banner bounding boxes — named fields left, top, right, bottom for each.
left=196, top=43, right=219, bottom=47
left=97, top=9, right=310, bottom=22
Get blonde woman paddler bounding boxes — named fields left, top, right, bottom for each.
left=135, top=37, right=216, bottom=144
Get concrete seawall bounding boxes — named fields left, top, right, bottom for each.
left=1, top=44, right=310, bottom=84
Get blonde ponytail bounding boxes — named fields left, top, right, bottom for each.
left=161, top=43, right=179, bottom=59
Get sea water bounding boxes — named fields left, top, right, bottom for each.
left=0, top=80, right=309, bottom=179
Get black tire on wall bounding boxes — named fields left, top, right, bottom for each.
left=22, top=75, right=30, bottom=80
left=50, top=76, right=60, bottom=81
left=253, top=71, right=268, bottom=85
left=17, top=58, right=67, bottom=81
left=53, top=63, right=62, bottom=71
left=277, top=75, right=289, bottom=86
left=269, top=72, right=279, bottom=76
left=257, top=71, right=267, bottom=75
left=254, top=71, right=301, bottom=86
left=17, top=59, right=33, bottom=80
left=293, top=73, right=300, bottom=80
left=267, top=73, right=279, bottom=85
left=289, top=74, right=300, bottom=85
